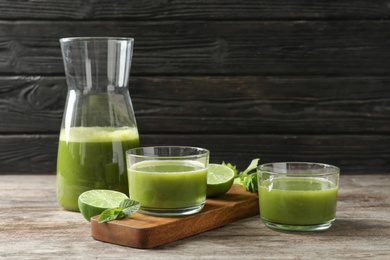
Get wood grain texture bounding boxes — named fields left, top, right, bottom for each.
left=0, top=1, right=389, bottom=175
left=0, top=135, right=57, bottom=174
left=1, top=134, right=389, bottom=174
left=1, top=76, right=389, bottom=134
left=0, top=0, right=389, bottom=20
left=1, top=174, right=389, bottom=258
left=0, top=76, right=65, bottom=133
left=91, top=185, right=259, bottom=248
left=0, top=21, right=389, bottom=75
left=132, top=76, right=390, bottom=134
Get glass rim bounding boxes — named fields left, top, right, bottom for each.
left=257, top=161, right=340, bottom=177
left=59, top=37, right=134, bottom=43
left=126, top=146, right=210, bottom=159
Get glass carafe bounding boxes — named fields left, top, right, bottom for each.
left=57, top=37, right=140, bottom=211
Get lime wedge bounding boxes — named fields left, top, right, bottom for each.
left=207, top=164, right=235, bottom=198
left=78, top=190, right=128, bottom=221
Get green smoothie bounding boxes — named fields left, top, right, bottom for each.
left=259, top=177, right=338, bottom=225
left=57, top=126, right=140, bottom=211
left=128, top=160, right=207, bottom=209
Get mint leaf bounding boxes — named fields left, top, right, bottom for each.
left=242, top=158, right=259, bottom=175
left=240, top=158, right=259, bottom=193
left=242, top=171, right=258, bottom=193
left=98, top=208, right=125, bottom=223
left=230, top=158, right=260, bottom=193
left=120, top=199, right=140, bottom=216
left=98, top=199, right=140, bottom=223
left=119, top=198, right=139, bottom=209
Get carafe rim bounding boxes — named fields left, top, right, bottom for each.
left=59, top=37, right=134, bottom=43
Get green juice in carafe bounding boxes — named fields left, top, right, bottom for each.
left=57, top=126, right=140, bottom=211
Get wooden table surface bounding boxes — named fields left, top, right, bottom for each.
left=1, top=174, right=389, bottom=259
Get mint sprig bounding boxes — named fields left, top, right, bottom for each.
left=224, top=158, right=260, bottom=193
left=98, top=199, right=140, bottom=223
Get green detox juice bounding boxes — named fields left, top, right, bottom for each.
left=259, top=177, right=338, bottom=225
left=128, top=160, right=207, bottom=209
left=57, top=126, right=140, bottom=211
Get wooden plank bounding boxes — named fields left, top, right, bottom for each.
left=1, top=76, right=389, bottom=134
left=1, top=174, right=390, bottom=258
left=0, top=1, right=389, bottom=20
left=0, top=21, right=389, bottom=75
left=0, top=135, right=58, bottom=174
left=144, top=134, right=390, bottom=174
left=91, top=185, right=259, bottom=248
left=132, top=76, right=390, bottom=135
left=0, top=134, right=389, bottom=174
left=0, top=76, right=65, bottom=133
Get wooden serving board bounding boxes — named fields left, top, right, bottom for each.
left=91, top=185, right=259, bottom=248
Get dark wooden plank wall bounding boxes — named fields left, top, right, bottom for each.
left=0, top=1, right=389, bottom=174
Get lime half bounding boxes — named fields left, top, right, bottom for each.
left=78, top=190, right=128, bottom=221
left=207, top=164, right=235, bottom=198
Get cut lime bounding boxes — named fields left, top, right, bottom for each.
left=207, top=164, right=235, bottom=198
left=78, top=190, right=128, bottom=221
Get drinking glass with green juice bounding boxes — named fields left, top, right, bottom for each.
left=57, top=37, right=140, bottom=211
left=257, top=162, right=340, bottom=231
left=126, top=146, right=209, bottom=216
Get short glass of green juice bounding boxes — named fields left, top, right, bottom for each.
left=126, top=146, right=210, bottom=216
left=257, top=162, right=340, bottom=231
